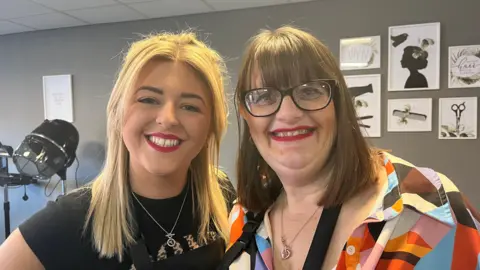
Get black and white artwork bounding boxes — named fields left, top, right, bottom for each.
left=388, top=22, right=440, bottom=91
left=340, top=36, right=381, bottom=70
left=439, top=97, right=477, bottom=139
left=449, top=45, right=480, bottom=88
left=387, top=98, right=432, bottom=132
left=345, top=74, right=381, bottom=137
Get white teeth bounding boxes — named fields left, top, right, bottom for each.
left=149, top=136, right=180, bottom=147
left=274, top=129, right=311, bottom=137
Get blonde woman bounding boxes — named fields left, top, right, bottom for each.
left=0, top=31, right=235, bottom=270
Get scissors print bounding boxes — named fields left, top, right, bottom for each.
left=451, top=102, right=466, bottom=119
left=451, top=102, right=466, bottom=133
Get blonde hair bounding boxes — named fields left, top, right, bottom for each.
left=82, top=31, right=230, bottom=261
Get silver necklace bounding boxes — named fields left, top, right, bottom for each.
left=280, top=199, right=321, bottom=260
left=131, top=183, right=189, bottom=248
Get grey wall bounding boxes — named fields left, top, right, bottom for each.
left=0, top=0, right=479, bottom=241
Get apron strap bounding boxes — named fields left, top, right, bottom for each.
left=129, top=237, right=154, bottom=270
left=303, top=204, right=342, bottom=270
left=216, top=210, right=265, bottom=270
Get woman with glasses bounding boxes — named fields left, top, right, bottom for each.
left=219, top=26, right=480, bottom=270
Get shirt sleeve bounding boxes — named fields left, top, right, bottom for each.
left=437, top=173, right=480, bottom=269
left=18, top=190, right=90, bottom=270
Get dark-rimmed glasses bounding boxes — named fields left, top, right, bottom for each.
left=241, top=79, right=336, bottom=117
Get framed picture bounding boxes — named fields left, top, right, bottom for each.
left=387, top=98, right=432, bottom=132
left=340, top=36, right=381, bottom=70
left=43, top=74, right=74, bottom=123
left=439, top=97, right=477, bottom=139
left=388, top=22, right=440, bottom=91
left=449, top=45, right=480, bottom=88
left=344, top=74, right=381, bottom=137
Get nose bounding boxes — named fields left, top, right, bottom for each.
left=275, top=96, right=303, bottom=123
left=156, top=102, right=179, bottom=128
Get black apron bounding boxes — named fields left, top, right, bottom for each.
left=130, top=235, right=225, bottom=270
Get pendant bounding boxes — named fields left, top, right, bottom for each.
left=281, top=245, right=292, bottom=260
left=166, top=233, right=176, bottom=247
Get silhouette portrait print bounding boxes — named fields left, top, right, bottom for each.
left=401, top=46, right=429, bottom=88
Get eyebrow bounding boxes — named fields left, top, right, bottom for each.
left=137, top=86, right=206, bottom=105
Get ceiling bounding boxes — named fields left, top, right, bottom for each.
left=0, top=0, right=313, bottom=36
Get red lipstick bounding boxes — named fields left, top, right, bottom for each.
left=146, top=133, right=182, bottom=153
left=270, top=126, right=314, bottom=142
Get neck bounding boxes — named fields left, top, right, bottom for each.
left=408, top=68, right=420, bottom=74
left=279, top=171, right=329, bottom=215
left=129, top=163, right=189, bottom=199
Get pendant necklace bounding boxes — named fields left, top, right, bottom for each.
left=280, top=198, right=321, bottom=260
left=132, top=183, right=189, bottom=248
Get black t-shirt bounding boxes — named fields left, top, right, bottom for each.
left=18, top=179, right=236, bottom=270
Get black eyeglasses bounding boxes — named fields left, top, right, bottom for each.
left=241, top=79, right=336, bottom=117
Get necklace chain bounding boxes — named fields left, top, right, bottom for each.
left=131, top=183, right=189, bottom=247
left=280, top=197, right=321, bottom=260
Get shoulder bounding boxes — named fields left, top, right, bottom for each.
left=385, top=152, right=480, bottom=229
left=18, top=188, right=92, bottom=268
left=227, top=203, right=248, bottom=247
left=20, top=188, right=91, bottom=230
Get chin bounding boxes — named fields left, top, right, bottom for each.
left=271, top=156, right=312, bottom=172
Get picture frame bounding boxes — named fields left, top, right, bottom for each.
left=448, top=45, right=480, bottom=88
left=43, top=74, right=74, bottom=123
left=387, top=98, right=432, bottom=132
left=344, top=74, right=382, bottom=137
left=439, top=97, right=477, bottom=139
left=340, top=36, right=381, bottom=70
left=388, top=22, right=441, bottom=91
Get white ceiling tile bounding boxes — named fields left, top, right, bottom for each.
left=205, top=0, right=288, bottom=11
left=128, top=0, right=212, bottom=18
left=31, top=0, right=118, bottom=11
left=10, top=12, right=86, bottom=30
left=0, top=0, right=53, bottom=19
left=66, top=5, right=146, bottom=24
left=0, top=20, right=34, bottom=35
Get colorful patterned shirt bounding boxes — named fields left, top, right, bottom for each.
left=227, top=153, right=480, bottom=269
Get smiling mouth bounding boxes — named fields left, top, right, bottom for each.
left=147, top=135, right=181, bottom=147
left=270, top=128, right=315, bottom=142
left=145, top=135, right=182, bottom=152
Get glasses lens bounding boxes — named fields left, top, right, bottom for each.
left=244, top=88, right=281, bottom=116
left=293, top=80, right=331, bottom=110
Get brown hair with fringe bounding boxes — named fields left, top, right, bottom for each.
left=234, top=26, right=381, bottom=213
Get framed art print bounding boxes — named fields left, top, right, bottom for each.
left=340, top=36, right=381, bottom=70
left=344, top=74, right=382, bottom=137
left=387, top=98, right=432, bottom=132
left=449, top=45, right=480, bottom=88
left=439, top=97, right=477, bottom=139
left=388, top=22, right=440, bottom=91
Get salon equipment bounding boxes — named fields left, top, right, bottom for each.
left=13, top=119, right=79, bottom=196
left=0, top=119, right=79, bottom=239
left=0, top=142, right=37, bottom=238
